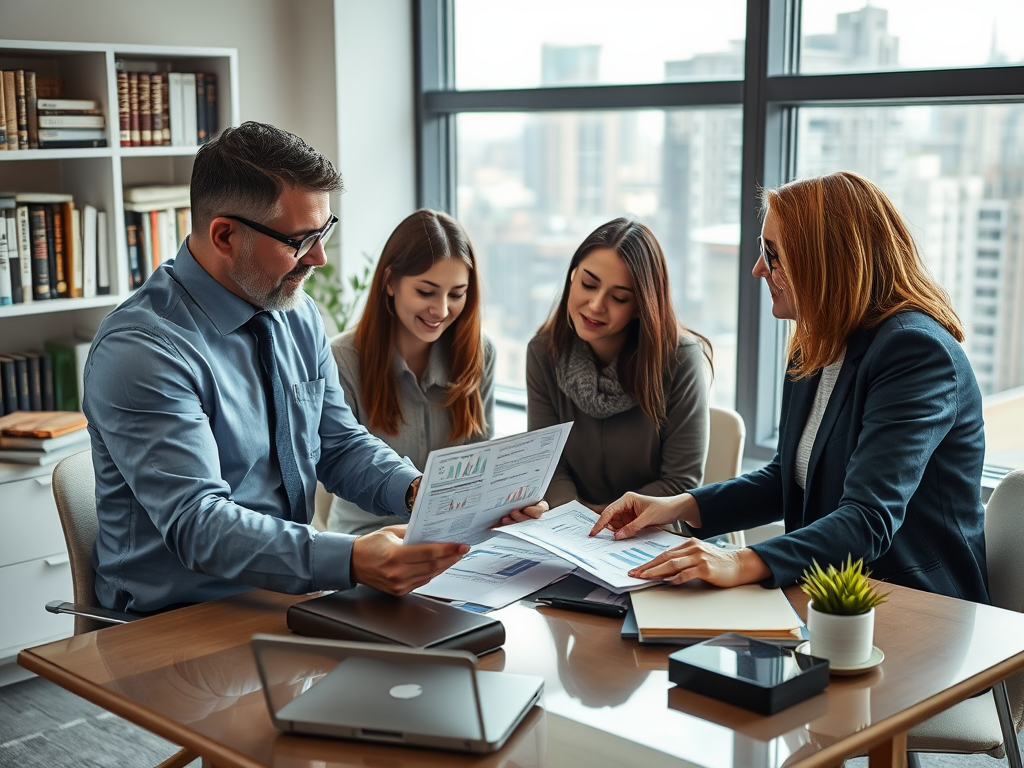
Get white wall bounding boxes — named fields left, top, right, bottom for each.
left=333, top=0, right=417, bottom=274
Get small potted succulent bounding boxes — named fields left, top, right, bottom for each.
left=800, top=556, right=888, bottom=667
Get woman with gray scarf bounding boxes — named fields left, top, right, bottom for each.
left=526, top=218, right=712, bottom=514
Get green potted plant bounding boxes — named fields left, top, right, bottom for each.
left=800, top=556, right=888, bottom=668
left=304, top=252, right=374, bottom=336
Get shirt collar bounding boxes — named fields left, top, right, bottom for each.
left=394, top=336, right=450, bottom=390
left=172, top=238, right=279, bottom=335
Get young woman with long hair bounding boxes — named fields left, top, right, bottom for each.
left=526, top=218, right=712, bottom=514
left=592, top=171, right=989, bottom=605
left=326, top=209, right=501, bottom=534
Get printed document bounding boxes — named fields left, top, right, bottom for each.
left=404, top=422, right=572, bottom=545
left=414, top=537, right=575, bottom=609
left=496, top=501, right=683, bottom=593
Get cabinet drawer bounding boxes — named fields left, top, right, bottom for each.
left=0, top=556, right=74, bottom=658
left=0, top=473, right=67, bottom=567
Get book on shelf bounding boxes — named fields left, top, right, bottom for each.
left=36, top=98, right=98, bottom=111
left=151, top=72, right=165, bottom=146
left=139, top=72, right=152, bottom=146
left=38, top=114, right=105, bottom=129
left=0, top=427, right=88, bottom=452
left=0, top=208, right=11, bottom=305
left=0, top=442, right=88, bottom=466
left=43, top=338, right=91, bottom=412
left=124, top=184, right=190, bottom=203
left=0, top=356, right=17, bottom=414
left=117, top=63, right=219, bottom=148
left=0, top=73, right=7, bottom=148
left=25, top=71, right=38, bottom=149
left=0, top=194, right=108, bottom=306
left=117, top=71, right=130, bottom=146
left=128, top=71, right=140, bottom=146
left=0, top=409, right=87, bottom=439
left=97, top=210, right=110, bottom=295
left=2, top=71, right=16, bottom=150
left=15, top=70, right=28, bottom=149
left=4, top=353, right=31, bottom=412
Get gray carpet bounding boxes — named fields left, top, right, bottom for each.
left=0, top=675, right=1017, bottom=766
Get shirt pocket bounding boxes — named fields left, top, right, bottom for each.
left=292, top=378, right=325, bottom=460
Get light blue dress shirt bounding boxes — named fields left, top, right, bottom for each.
left=83, top=240, right=420, bottom=614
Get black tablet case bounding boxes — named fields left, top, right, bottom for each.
left=287, top=586, right=506, bottom=657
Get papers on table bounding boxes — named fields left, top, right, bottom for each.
left=414, top=537, right=575, bottom=610
left=630, top=583, right=805, bottom=643
left=404, top=422, right=572, bottom=545
left=496, top=501, right=683, bottom=593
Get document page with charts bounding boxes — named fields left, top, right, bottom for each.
left=497, top=501, right=682, bottom=593
left=403, top=422, right=573, bottom=545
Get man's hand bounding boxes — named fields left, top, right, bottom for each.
left=589, top=492, right=694, bottom=539
left=499, top=500, right=549, bottom=526
left=350, top=524, right=468, bottom=596
left=628, top=538, right=770, bottom=588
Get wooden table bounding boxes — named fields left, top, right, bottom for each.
left=18, top=583, right=1024, bottom=768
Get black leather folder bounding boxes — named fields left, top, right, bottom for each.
left=287, top=586, right=506, bottom=657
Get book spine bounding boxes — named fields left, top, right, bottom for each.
left=97, top=210, right=110, bottom=295
left=139, top=72, right=152, bottom=146
left=150, top=73, right=164, bottom=146
left=124, top=210, right=142, bottom=289
left=43, top=342, right=77, bottom=412
left=16, top=206, right=33, bottom=303
left=205, top=73, right=217, bottom=139
left=25, top=71, right=38, bottom=149
left=138, top=209, right=152, bottom=281
left=50, top=204, right=67, bottom=297
left=0, top=359, right=17, bottom=413
left=128, top=71, right=140, bottom=147
left=28, top=205, right=50, bottom=300
left=0, top=73, right=8, bottom=149
left=41, top=353, right=55, bottom=411
left=14, top=357, right=30, bottom=411
left=6, top=211, right=22, bottom=303
left=26, top=354, right=42, bottom=411
left=67, top=204, right=83, bottom=298
left=83, top=204, right=98, bottom=298
left=161, top=74, right=170, bottom=144
left=38, top=115, right=106, bottom=128
left=181, top=73, right=197, bottom=147
left=15, top=70, right=28, bottom=148
left=0, top=211, right=11, bottom=304
left=196, top=73, right=207, bottom=144
left=117, top=70, right=130, bottom=146
left=3, top=71, right=18, bottom=150
left=168, top=72, right=184, bottom=147
left=37, top=139, right=108, bottom=149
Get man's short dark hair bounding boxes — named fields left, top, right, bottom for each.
left=190, top=121, right=344, bottom=234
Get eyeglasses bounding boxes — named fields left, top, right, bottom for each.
left=226, top=213, right=338, bottom=258
left=758, top=236, right=781, bottom=275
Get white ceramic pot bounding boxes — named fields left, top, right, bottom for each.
left=806, top=601, right=875, bottom=667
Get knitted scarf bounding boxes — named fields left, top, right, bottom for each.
left=554, top=336, right=637, bottom=418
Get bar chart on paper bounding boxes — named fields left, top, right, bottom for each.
left=493, top=484, right=539, bottom=507
left=437, top=453, right=487, bottom=481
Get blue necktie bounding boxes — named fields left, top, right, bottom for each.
left=247, top=312, right=306, bottom=524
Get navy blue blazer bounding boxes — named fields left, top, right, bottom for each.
left=691, top=311, right=989, bottom=604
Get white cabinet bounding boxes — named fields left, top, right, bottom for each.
left=0, top=464, right=73, bottom=659
left=0, top=40, right=239, bottom=660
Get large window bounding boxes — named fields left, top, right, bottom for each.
left=417, top=0, right=1024, bottom=472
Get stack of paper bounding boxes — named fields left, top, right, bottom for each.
left=0, top=410, right=89, bottom=465
left=630, top=583, right=805, bottom=644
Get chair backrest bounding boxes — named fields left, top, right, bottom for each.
left=51, top=450, right=105, bottom=635
left=984, top=469, right=1024, bottom=730
left=703, top=406, right=746, bottom=486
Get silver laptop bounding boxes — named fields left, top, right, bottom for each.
left=251, top=633, right=543, bottom=753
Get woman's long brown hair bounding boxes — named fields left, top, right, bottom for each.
left=762, top=171, right=963, bottom=378
left=356, top=209, right=486, bottom=440
left=538, top=218, right=711, bottom=426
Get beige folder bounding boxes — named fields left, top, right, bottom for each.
left=631, top=583, right=803, bottom=641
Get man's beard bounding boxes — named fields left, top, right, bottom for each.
left=230, top=240, right=312, bottom=311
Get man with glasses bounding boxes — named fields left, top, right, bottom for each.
left=83, top=122, right=468, bottom=615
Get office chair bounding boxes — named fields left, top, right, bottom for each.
left=704, top=406, right=747, bottom=546
left=904, top=468, right=1024, bottom=768
left=45, top=449, right=199, bottom=768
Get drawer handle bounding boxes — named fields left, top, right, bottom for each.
left=35, top=475, right=54, bottom=487
left=44, top=554, right=70, bottom=567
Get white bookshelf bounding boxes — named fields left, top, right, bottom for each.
left=0, top=38, right=238, bottom=666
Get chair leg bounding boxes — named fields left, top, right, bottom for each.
left=994, top=681, right=1023, bottom=768
left=154, top=748, right=198, bottom=768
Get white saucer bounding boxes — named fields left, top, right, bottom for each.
left=795, top=642, right=884, bottom=676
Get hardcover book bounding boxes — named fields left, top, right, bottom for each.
left=0, top=409, right=88, bottom=438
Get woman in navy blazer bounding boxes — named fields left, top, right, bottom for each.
left=591, top=171, right=989, bottom=604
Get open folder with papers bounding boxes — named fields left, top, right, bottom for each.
left=630, top=583, right=805, bottom=643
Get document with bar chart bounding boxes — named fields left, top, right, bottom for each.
left=404, top=422, right=573, bottom=545
left=497, top=501, right=681, bottom=592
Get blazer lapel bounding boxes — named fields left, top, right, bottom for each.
left=803, top=327, right=876, bottom=499
left=781, top=371, right=818, bottom=526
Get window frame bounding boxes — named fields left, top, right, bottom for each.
left=415, top=0, right=1024, bottom=463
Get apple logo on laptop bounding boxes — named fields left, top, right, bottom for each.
left=389, top=683, right=423, bottom=700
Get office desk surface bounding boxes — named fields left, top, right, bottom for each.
left=18, top=583, right=1024, bottom=768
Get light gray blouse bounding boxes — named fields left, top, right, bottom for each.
left=326, top=328, right=496, bottom=534
left=526, top=332, right=710, bottom=508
